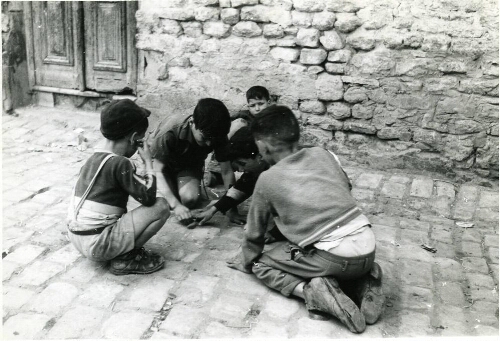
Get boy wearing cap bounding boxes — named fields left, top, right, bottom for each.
left=149, top=98, right=235, bottom=223
left=67, top=99, right=170, bottom=275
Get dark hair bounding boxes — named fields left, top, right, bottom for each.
left=250, top=105, right=300, bottom=145
left=227, top=127, right=259, bottom=160
left=193, top=98, right=231, bottom=138
left=246, top=86, right=270, bottom=102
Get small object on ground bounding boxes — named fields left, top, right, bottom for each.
left=421, top=244, right=437, bottom=253
left=75, top=128, right=88, bottom=151
left=456, top=221, right=474, bottom=228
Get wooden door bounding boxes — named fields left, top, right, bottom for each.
left=26, top=1, right=84, bottom=90
left=83, top=1, right=137, bottom=94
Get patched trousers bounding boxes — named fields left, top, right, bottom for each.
left=251, top=241, right=375, bottom=297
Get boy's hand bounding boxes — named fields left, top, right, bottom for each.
left=173, top=204, right=192, bottom=222
left=137, top=135, right=152, bottom=162
left=187, top=206, right=217, bottom=228
left=227, top=208, right=246, bottom=225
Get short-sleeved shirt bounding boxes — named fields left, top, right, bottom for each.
left=149, top=114, right=229, bottom=174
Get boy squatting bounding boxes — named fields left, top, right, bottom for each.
left=227, top=105, right=386, bottom=333
left=67, top=99, right=169, bottom=275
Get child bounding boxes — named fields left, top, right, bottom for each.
left=204, top=86, right=272, bottom=187
left=67, top=99, right=170, bottom=275
left=149, top=98, right=235, bottom=223
left=190, top=127, right=269, bottom=227
left=227, top=106, right=385, bottom=333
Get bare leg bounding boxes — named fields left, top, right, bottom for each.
left=292, top=282, right=306, bottom=299
left=129, top=198, right=170, bottom=247
left=178, top=176, right=202, bottom=209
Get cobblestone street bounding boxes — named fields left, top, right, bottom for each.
left=2, top=106, right=499, bottom=339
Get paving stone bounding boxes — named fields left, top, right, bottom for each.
left=159, top=305, right=205, bottom=337
left=45, top=243, right=82, bottom=265
left=2, top=313, right=51, bottom=339
left=380, top=182, right=406, bottom=199
left=223, top=270, right=270, bottom=297
left=102, top=311, right=153, bottom=339
left=484, top=234, right=499, bottom=247
left=31, top=225, right=69, bottom=247
left=249, top=317, right=290, bottom=338
left=31, top=190, right=64, bottom=205
left=294, top=315, right=353, bottom=338
left=27, top=282, right=79, bottom=314
left=453, top=185, right=479, bottom=220
left=374, top=241, right=396, bottom=260
left=162, top=242, right=203, bottom=263
left=461, top=229, right=482, bottom=243
left=395, top=243, right=437, bottom=263
left=400, top=286, right=433, bottom=311
left=174, top=272, right=220, bottom=305
left=19, top=179, right=53, bottom=192
left=2, top=227, right=35, bottom=251
left=435, top=305, right=469, bottom=336
left=371, top=224, right=397, bottom=243
left=399, top=311, right=434, bottom=337
left=429, top=224, right=453, bottom=244
left=199, top=321, right=247, bottom=338
left=460, top=241, right=483, bottom=257
left=11, top=260, right=65, bottom=286
left=190, top=255, right=235, bottom=278
left=45, top=305, right=105, bottom=339
left=182, top=226, right=221, bottom=243
left=209, top=292, right=255, bottom=324
left=469, top=301, right=500, bottom=327
left=77, top=280, right=125, bottom=308
left=4, top=126, right=31, bottom=140
left=3, top=189, right=34, bottom=203
left=466, top=273, right=496, bottom=289
left=479, top=191, right=499, bottom=208
left=428, top=196, right=453, bottom=218
left=206, top=233, right=242, bottom=251
left=473, top=325, right=500, bottom=335
left=437, top=281, right=466, bottom=306
left=369, top=215, right=400, bottom=227
left=487, top=247, right=499, bottom=264
left=158, top=260, right=189, bottom=280
left=2, top=260, right=21, bottom=281
left=355, top=173, right=384, bottom=189
left=410, top=178, right=434, bottom=198
left=351, top=188, right=375, bottom=201
left=400, top=260, right=433, bottom=288
left=469, top=287, right=499, bottom=303
left=435, top=181, right=456, bottom=198
left=4, top=244, right=46, bottom=265
left=3, top=286, right=36, bottom=312
left=489, top=264, right=499, bottom=285
left=399, top=229, right=429, bottom=246
left=5, top=202, right=46, bottom=221
left=118, top=277, right=175, bottom=311
left=24, top=215, right=61, bottom=232
left=150, top=331, right=184, bottom=339
left=475, top=208, right=499, bottom=222
left=462, top=257, right=490, bottom=274
left=260, top=291, right=302, bottom=320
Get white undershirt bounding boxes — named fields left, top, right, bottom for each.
left=313, top=214, right=371, bottom=251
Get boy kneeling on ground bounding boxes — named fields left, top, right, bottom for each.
left=228, top=105, right=386, bottom=333
left=67, top=99, right=169, bottom=275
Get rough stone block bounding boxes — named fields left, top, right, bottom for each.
left=469, top=287, right=499, bottom=303
left=270, top=47, right=299, bottom=62
left=484, top=235, right=499, bottom=248
left=195, top=7, right=220, bottom=21
left=437, top=281, right=466, bottom=306
left=221, top=8, right=239, bottom=24
left=334, top=12, right=361, bottom=33
left=260, top=0, right=293, bottom=10
left=410, top=178, right=434, bottom=198
left=232, top=21, right=262, bottom=37
left=203, top=22, right=231, bottom=38
left=27, top=282, right=79, bottom=314
left=319, top=29, right=344, bottom=50
left=293, top=0, right=325, bottom=12
left=312, top=11, right=335, bottom=30
left=466, top=273, right=495, bottom=289
left=306, top=115, right=343, bottom=131
left=263, top=23, right=284, bottom=38
left=343, top=87, right=366, bottom=103
left=299, top=48, right=327, bottom=64
left=461, top=241, right=483, bottom=257
left=327, top=102, right=351, bottom=119
left=351, top=103, right=374, bottom=119
left=435, top=181, right=456, bottom=198
left=487, top=247, right=499, bottom=264
left=231, top=0, right=258, bottom=7
left=341, top=76, right=379, bottom=87
left=292, top=11, right=312, bottom=27
left=479, top=191, right=499, bottom=208
left=327, top=49, right=351, bottom=63
left=436, top=305, right=469, bottom=336
left=307, top=65, right=324, bottom=75
left=158, top=8, right=195, bottom=21
left=296, top=27, right=320, bottom=47
left=160, top=19, right=182, bottom=36
left=4, top=244, right=46, bottom=265
left=3, top=313, right=51, bottom=339
left=434, top=258, right=465, bottom=282
left=315, top=73, right=344, bottom=101
left=299, top=100, right=326, bottom=114
left=381, top=182, right=406, bottom=199
left=240, top=5, right=270, bottom=22
left=102, top=311, right=153, bottom=339
left=159, top=306, right=205, bottom=337
left=180, top=22, right=203, bottom=37
left=325, top=62, right=344, bottom=74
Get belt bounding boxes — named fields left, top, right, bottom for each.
left=68, top=226, right=108, bottom=235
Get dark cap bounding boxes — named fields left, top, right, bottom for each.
left=100, top=99, right=151, bottom=140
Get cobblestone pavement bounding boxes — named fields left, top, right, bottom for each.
left=2, top=106, right=499, bottom=339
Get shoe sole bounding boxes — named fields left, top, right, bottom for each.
left=321, top=278, right=366, bottom=333
left=361, top=263, right=385, bottom=324
left=109, top=261, right=165, bottom=276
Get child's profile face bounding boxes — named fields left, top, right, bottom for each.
left=231, top=156, right=266, bottom=174
left=247, top=98, right=270, bottom=116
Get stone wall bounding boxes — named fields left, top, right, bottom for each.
left=2, top=1, right=31, bottom=112
left=135, top=0, right=499, bottom=180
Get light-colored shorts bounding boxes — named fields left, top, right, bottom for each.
left=67, top=211, right=136, bottom=262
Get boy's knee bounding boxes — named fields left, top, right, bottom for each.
left=179, top=188, right=200, bottom=208
left=154, top=198, right=170, bottom=218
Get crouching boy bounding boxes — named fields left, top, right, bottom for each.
left=228, top=106, right=385, bottom=333
left=67, top=99, right=170, bottom=275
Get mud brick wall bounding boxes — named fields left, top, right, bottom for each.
left=135, top=0, right=499, bottom=180
left=2, top=1, right=31, bottom=111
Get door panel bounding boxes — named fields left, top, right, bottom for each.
left=84, top=1, right=137, bottom=93
left=30, top=1, right=84, bottom=89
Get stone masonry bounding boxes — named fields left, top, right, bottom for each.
left=2, top=106, right=498, bottom=338
left=134, top=0, right=499, bottom=181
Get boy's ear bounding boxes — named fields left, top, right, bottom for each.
left=129, top=131, right=138, bottom=144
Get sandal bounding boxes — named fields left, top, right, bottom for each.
left=109, top=248, right=164, bottom=275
